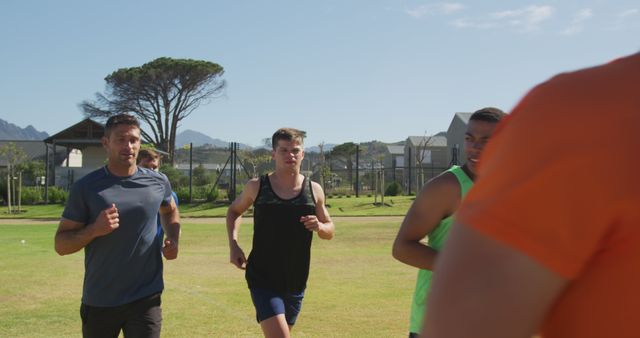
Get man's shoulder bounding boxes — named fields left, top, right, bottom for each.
left=309, top=180, right=324, bottom=193
left=429, top=170, right=461, bottom=190
left=245, top=176, right=261, bottom=188
left=72, top=167, right=108, bottom=186
left=417, top=171, right=462, bottom=204
left=138, top=167, right=169, bottom=182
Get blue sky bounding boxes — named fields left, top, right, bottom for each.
left=1, top=0, right=638, bottom=147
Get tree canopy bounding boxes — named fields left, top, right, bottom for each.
left=330, top=142, right=359, bottom=188
left=80, top=57, right=226, bottom=164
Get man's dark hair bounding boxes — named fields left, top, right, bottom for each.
left=271, top=128, right=306, bottom=150
left=470, top=107, right=507, bottom=123
left=104, top=114, right=140, bottom=136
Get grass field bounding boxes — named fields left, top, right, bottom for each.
left=0, top=216, right=418, bottom=337
left=0, top=195, right=416, bottom=219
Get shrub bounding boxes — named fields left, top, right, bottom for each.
left=48, top=187, right=69, bottom=204
left=385, top=182, right=402, bottom=196
left=206, top=187, right=219, bottom=202
left=20, top=187, right=44, bottom=204
left=175, top=187, right=191, bottom=203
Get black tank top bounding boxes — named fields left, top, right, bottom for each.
left=245, top=174, right=317, bottom=293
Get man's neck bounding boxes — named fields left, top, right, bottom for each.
left=271, top=169, right=302, bottom=187
left=107, top=162, right=137, bottom=177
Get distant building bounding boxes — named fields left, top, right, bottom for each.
left=446, top=112, right=471, bottom=166
left=404, top=134, right=447, bottom=193
left=44, top=118, right=106, bottom=189
left=385, top=145, right=405, bottom=169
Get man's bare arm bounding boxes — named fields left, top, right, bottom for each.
left=226, top=179, right=259, bottom=269
left=160, top=196, right=181, bottom=260
left=392, top=175, right=458, bottom=270
left=422, top=222, right=567, bottom=338
left=303, top=182, right=334, bottom=240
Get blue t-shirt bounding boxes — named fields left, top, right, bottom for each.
left=62, top=166, right=172, bottom=307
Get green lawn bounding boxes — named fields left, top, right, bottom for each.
left=0, top=195, right=415, bottom=219
left=0, top=217, right=417, bottom=337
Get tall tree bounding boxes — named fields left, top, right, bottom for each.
left=414, top=135, right=433, bottom=189
left=240, top=148, right=272, bottom=178
left=0, top=142, right=27, bottom=212
left=330, top=142, right=358, bottom=191
left=80, top=57, right=226, bottom=164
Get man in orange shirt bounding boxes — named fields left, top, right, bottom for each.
left=422, top=52, right=640, bottom=338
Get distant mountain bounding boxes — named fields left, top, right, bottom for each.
left=0, top=118, right=49, bottom=140
left=176, top=129, right=251, bottom=149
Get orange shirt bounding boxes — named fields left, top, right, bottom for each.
left=456, top=53, right=640, bottom=338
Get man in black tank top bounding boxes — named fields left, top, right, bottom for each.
left=226, top=128, right=335, bottom=337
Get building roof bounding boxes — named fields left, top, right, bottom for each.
left=386, top=145, right=405, bottom=155
left=454, top=112, right=472, bottom=125
left=44, top=118, right=104, bottom=147
left=406, top=135, right=447, bottom=147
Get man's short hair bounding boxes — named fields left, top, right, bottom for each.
left=271, top=128, right=306, bottom=150
left=137, top=149, right=160, bottom=165
left=470, top=107, right=507, bottom=123
left=104, top=114, right=140, bottom=136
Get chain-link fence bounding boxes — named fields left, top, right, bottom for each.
left=171, top=144, right=450, bottom=202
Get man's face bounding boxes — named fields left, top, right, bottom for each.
left=139, top=157, right=160, bottom=171
left=102, top=125, right=141, bottom=168
left=464, top=119, right=499, bottom=175
left=272, top=139, right=304, bottom=170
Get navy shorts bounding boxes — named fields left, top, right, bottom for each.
left=249, top=287, right=305, bottom=325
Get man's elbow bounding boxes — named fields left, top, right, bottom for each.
left=54, top=241, right=72, bottom=256
left=321, top=231, right=334, bottom=240
left=391, top=239, right=406, bottom=262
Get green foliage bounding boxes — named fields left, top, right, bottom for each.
left=0, top=143, right=27, bottom=169
left=240, top=149, right=273, bottom=178
left=330, top=142, right=358, bottom=157
left=16, top=160, right=45, bottom=185
left=192, top=164, right=213, bottom=186
left=385, top=181, right=402, bottom=196
left=0, top=179, right=5, bottom=204
left=47, top=187, right=68, bottom=204
left=160, top=164, right=188, bottom=188
left=175, top=184, right=219, bottom=203
left=80, top=57, right=226, bottom=163
left=206, top=187, right=219, bottom=202
left=175, top=187, right=191, bottom=203
left=18, top=187, right=44, bottom=204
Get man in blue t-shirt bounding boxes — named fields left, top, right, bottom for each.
left=55, top=114, right=181, bottom=338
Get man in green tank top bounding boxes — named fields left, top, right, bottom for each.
left=227, top=127, right=335, bottom=338
left=392, top=108, right=506, bottom=337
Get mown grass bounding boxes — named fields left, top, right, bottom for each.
left=0, top=217, right=417, bottom=337
left=0, top=195, right=416, bottom=219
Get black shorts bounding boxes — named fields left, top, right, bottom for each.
left=80, top=293, right=162, bottom=338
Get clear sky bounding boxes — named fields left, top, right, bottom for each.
left=1, top=0, right=638, bottom=147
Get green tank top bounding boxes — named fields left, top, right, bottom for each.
left=408, top=165, right=473, bottom=334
